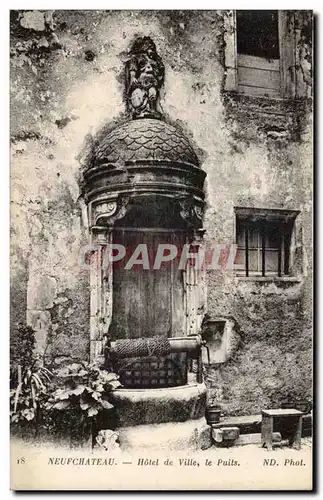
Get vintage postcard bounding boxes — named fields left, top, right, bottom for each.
left=10, top=9, right=313, bottom=490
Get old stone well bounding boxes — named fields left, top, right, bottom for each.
left=82, top=37, right=211, bottom=450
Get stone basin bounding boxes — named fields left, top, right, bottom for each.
left=111, top=382, right=207, bottom=427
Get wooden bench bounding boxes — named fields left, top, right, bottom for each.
left=261, top=409, right=303, bottom=451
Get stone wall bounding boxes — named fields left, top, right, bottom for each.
left=10, top=10, right=312, bottom=412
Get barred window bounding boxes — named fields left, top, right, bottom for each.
left=235, top=208, right=299, bottom=277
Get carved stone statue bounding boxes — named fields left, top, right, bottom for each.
left=95, top=429, right=120, bottom=450
left=125, top=37, right=165, bottom=119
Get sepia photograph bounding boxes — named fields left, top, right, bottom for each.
left=9, top=9, right=313, bottom=490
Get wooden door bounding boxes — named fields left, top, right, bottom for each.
left=110, top=229, right=186, bottom=340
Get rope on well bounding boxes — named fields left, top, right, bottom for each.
left=112, top=337, right=171, bottom=358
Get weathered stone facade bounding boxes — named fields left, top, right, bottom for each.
left=10, top=10, right=313, bottom=415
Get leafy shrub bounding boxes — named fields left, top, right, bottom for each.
left=44, top=362, right=121, bottom=442
left=10, top=380, right=50, bottom=426
left=10, top=326, right=121, bottom=444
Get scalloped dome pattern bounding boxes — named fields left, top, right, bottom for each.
left=94, top=118, right=199, bottom=167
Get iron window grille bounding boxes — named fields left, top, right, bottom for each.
left=235, top=208, right=300, bottom=277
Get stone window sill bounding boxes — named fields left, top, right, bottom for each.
left=224, top=89, right=286, bottom=103
left=235, top=276, right=302, bottom=284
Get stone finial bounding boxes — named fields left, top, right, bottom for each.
left=125, top=36, right=165, bottom=119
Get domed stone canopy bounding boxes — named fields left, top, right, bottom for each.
left=83, top=36, right=206, bottom=232
left=94, top=118, right=199, bottom=168
left=84, top=117, right=206, bottom=229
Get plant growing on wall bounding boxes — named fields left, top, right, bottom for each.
left=10, top=324, right=53, bottom=429
left=45, top=362, right=121, bottom=443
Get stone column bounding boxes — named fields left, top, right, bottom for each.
left=179, top=210, right=206, bottom=337
left=88, top=197, right=130, bottom=362
left=89, top=228, right=113, bottom=362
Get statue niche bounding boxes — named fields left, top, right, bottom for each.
left=125, top=36, right=165, bottom=119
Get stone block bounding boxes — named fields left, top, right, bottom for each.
left=222, top=426, right=240, bottom=440
left=236, top=432, right=281, bottom=446
left=212, top=426, right=240, bottom=445
left=211, top=414, right=262, bottom=432
left=198, top=424, right=212, bottom=450
left=212, top=428, right=223, bottom=443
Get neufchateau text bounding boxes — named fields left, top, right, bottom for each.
left=48, top=457, right=240, bottom=467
